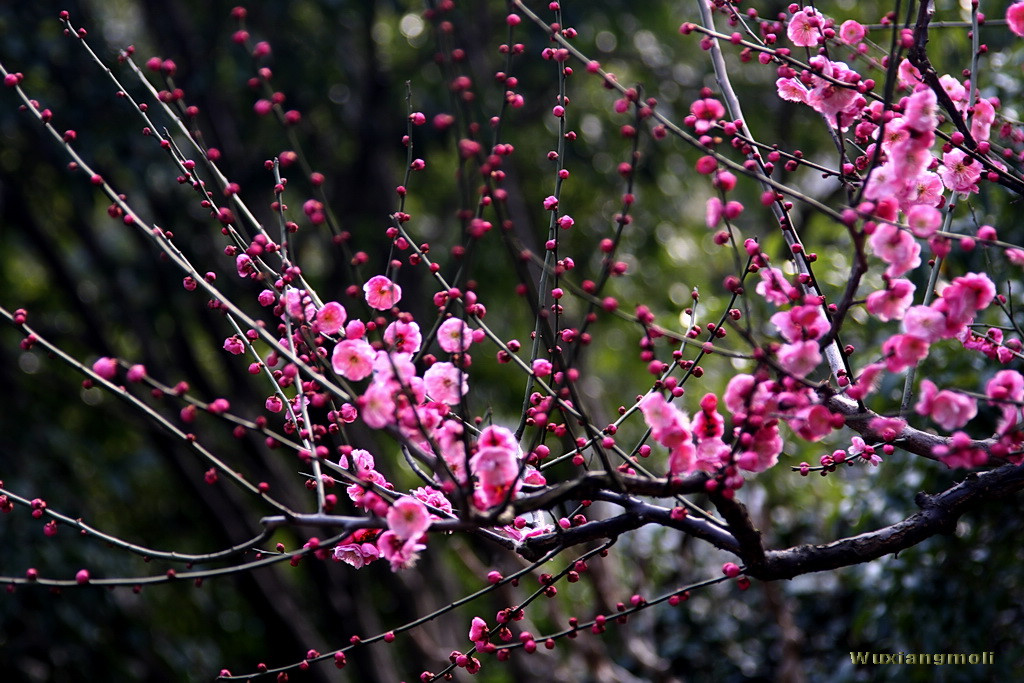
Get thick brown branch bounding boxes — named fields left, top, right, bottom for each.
left=518, top=501, right=740, bottom=561
left=751, top=462, right=1024, bottom=581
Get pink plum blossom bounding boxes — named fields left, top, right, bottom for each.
left=869, top=223, right=921, bottom=278
left=777, top=340, right=822, bottom=378
left=755, top=267, right=798, bottom=306
left=690, top=98, right=725, bottom=134
left=333, top=542, right=380, bottom=568
left=938, top=273, right=995, bottom=327
left=839, top=20, right=865, bottom=44
left=332, top=338, right=375, bottom=380
left=882, top=334, right=930, bottom=373
left=223, top=336, right=245, bottom=355
left=705, top=196, right=724, bottom=228
left=638, top=392, right=692, bottom=449
left=986, top=370, right=1024, bottom=433
left=902, top=87, right=938, bottom=134
left=971, top=98, right=996, bottom=143
left=736, top=425, right=783, bottom=472
left=470, top=425, right=521, bottom=509
left=235, top=253, right=254, bottom=278
left=412, top=486, right=453, bottom=517
left=865, top=279, right=916, bottom=321
left=283, top=288, right=314, bottom=320
left=776, top=77, right=809, bottom=105
left=770, top=305, right=830, bottom=342
left=387, top=497, right=432, bottom=541
left=1008, top=2, right=1024, bottom=37
left=423, top=362, right=468, bottom=405
left=915, top=379, right=977, bottom=430
left=315, top=302, right=347, bottom=335
left=938, top=149, right=981, bottom=194
left=92, top=357, right=118, bottom=380
left=469, top=616, right=488, bottom=644
left=905, top=205, right=941, bottom=238
left=790, top=404, right=835, bottom=442
left=377, top=530, right=425, bottom=571
left=364, top=275, right=402, bottom=310
left=383, top=319, right=422, bottom=354
left=897, top=59, right=923, bottom=89
left=902, top=305, right=947, bottom=342
left=788, top=8, right=823, bottom=46
left=437, top=318, right=473, bottom=353
left=360, top=381, right=397, bottom=428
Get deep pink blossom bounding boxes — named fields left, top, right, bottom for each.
left=790, top=404, right=835, bottom=442
left=986, top=370, right=1024, bottom=432
left=638, top=392, right=691, bottom=449
left=736, top=425, right=783, bottom=472
left=223, top=335, right=245, bottom=355
left=770, top=305, right=830, bottom=342
left=469, top=616, right=488, bottom=644
left=471, top=442, right=520, bottom=509
left=915, top=379, right=977, bottom=430
left=333, top=542, right=380, bottom=568
left=377, top=530, right=425, bottom=571
left=938, top=149, right=981, bottom=194
left=413, top=486, right=453, bottom=517
left=383, top=320, right=422, bottom=354
left=846, top=362, right=884, bottom=401
left=882, top=333, right=930, bottom=372
left=777, top=340, right=822, bottom=378
left=315, top=302, right=347, bottom=335
left=938, top=273, right=995, bottom=326
left=332, top=338, right=375, bottom=380
left=787, top=8, right=823, bottom=47
left=423, top=362, right=468, bottom=405
left=839, top=20, right=865, bottom=44
left=437, top=318, right=473, bottom=353
left=360, top=382, right=397, bottom=428
left=364, top=275, right=402, bottom=310
left=902, top=305, right=947, bottom=342
left=92, top=357, right=118, bottom=380
left=869, top=223, right=921, bottom=278
left=387, top=497, right=432, bottom=541
left=1008, top=2, right=1024, bottom=37
left=755, top=267, right=798, bottom=306
left=865, top=279, right=916, bottom=321
left=690, top=98, right=725, bottom=134
left=905, top=205, right=941, bottom=238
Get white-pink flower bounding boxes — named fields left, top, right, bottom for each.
left=364, top=275, right=402, bottom=310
